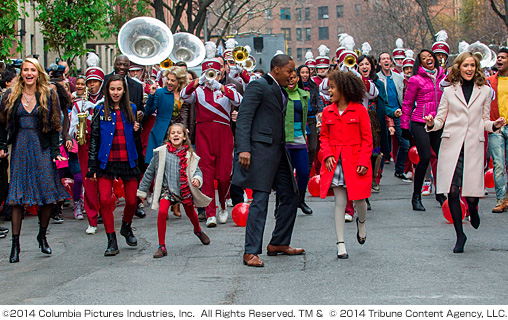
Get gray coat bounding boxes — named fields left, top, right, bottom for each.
left=377, top=70, right=405, bottom=108
left=232, top=74, right=297, bottom=193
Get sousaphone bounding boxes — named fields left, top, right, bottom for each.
left=169, top=33, right=206, bottom=68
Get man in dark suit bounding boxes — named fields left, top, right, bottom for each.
left=104, top=55, right=146, bottom=218
left=232, top=54, right=304, bottom=267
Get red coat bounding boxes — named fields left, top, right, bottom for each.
left=319, top=102, right=373, bottom=200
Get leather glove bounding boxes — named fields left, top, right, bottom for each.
left=198, top=73, right=207, bottom=85
left=402, top=128, right=412, bottom=140
left=210, top=79, right=222, bottom=91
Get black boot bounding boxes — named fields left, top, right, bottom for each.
left=105, top=232, right=119, bottom=256
left=366, top=198, right=372, bottom=211
left=36, top=227, right=52, bottom=254
left=412, top=193, right=426, bottom=211
left=9, top=235, right=20, bottom=263
left=299, top=191, right=313, bottom=215
left=135, top=205, right=146, bottom=218
left=436, top=193, right=447, bottom=207
left=120, top=220, right=137, bottom=246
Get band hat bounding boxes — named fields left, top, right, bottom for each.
left=335, top=47, right=345, bottom=59
left=223, top=50, right=234, bottom=61
left=85, top=67, right=105, bottom=82
left=392, top=38, right=406, bottom=59
left=305, top=59, right=317, bottom=67
left=129, top=62, right=144, bottom=71
left=201, top=59, right=222, bottom=73
left=338, top=50, right=358, bottom=65
left=315, top=56, right=330, bottom=68
left=432, top=42, right=450, bottom=56
left=402, top=58, right=415, bottom=68
left=150, top=67, right=158, bottom=78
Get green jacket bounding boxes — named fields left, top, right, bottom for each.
left=284, top=87, right=309, bottom=143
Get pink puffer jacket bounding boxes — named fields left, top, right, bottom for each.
left=401, top=66, right=446, bottom=129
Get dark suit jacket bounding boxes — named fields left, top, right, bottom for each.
left=232, top=73, right=296, bottom=192
left=104, top=73, right=144, bottom=112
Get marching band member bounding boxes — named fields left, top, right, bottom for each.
left=304, top=50, right=317, bottom=77
left=312, top=45, right=330, bottom=87
left=432, top=30, right=450, bottom=69
left=392, top=38, right=406, bottom=74
left=181, top=48, right=242, bottom=227
left=402, top=50, right=415, bottom=84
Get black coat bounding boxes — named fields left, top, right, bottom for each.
left=103, top=73, right=144, bottom=112
left=232, top=74, right=296, bottom=193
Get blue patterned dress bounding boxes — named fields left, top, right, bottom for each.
left=5, top=103, right=69, bottom=206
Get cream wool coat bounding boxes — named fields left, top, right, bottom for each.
left=137, top=145, right=212, bottom=211
left=427, top=84, right=495, bottom=197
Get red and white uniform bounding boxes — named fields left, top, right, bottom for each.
left=319, top=69, right=378, bottom=108
left=181, top=82, right=242, bottom=218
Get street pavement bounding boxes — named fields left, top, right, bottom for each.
left=0, top=163, right=507, bottom=305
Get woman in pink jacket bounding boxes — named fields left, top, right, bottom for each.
left=320, top=71, right=373, bottom=259
left=401, top=49, right=447, bottom=211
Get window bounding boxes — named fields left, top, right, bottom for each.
left=296, top=28, right=302, bottom=41
left=318, top=27, right=329, bottom=40
left=265, top=9, right=272, bottom=19
left=336, top=5, right=343, bottom=18
left=297, top=48, right=303, bottom=61
left=280, top=7, right=291, bottom=20
left=337, top=25, right=344, bottom=34
left=318, top=6, right=329, bottom=19
left=287, top=47, right=292, bottom=57
left=265, top=27, right=273, bottom=34
left=305, top=28, right=311, bottom=40
left=296, top=8, right=302, bottom=21
left=281, top=28, right=291, bottom=41
left=305, top=7, right=311, bottom=20
left=355, top=4, right=361, bottom=16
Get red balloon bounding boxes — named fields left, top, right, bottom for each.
left=442, top=199, right=467, bottom=223
left=308, top=175, right=321, bottom=197
left=113, top=179, right=125, bottom=199
left=232, top=203, right=250, bottom=227
left=485, top=169, right=495, bottom=188
left=245, top=188, right=253, bottom=201
left=25, top=205, right=39, bottom=215
left=61, top=178, right=74, bottom=199
left=408, top=146, right=419, bottom=164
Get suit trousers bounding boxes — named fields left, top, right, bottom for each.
left=244, top=155, right=299, bottom=254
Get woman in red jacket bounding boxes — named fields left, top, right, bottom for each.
left=319, top=70, right=373, bottom=259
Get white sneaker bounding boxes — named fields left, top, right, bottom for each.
left=218, top=209, right=228, bottom=224
left=85, top=225, right=97, bottom=235
left=405, top=171, right=413, bottom=180
left=345, top=213, right=353, bottom=222
left=206, top=216, right=217, bottom=228
left=421, top=180, right=432, bottom=196
left=226, top=198, right=234, bottom=207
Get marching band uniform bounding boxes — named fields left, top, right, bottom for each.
left=181, top=59, right=242, bottom=227
left=392, top=39, right=406, bottom=74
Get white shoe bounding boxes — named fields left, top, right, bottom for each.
left=226, top=198, right=234, bottom=207
left=218, top=209, right=228, bottom=224
left=421, top=180, right=432, bottom=196
left=85, top=225, right=97, bottom=235
left=345, top=213, right=353, bottom=222
left=206, top=216, right=217, bottom=228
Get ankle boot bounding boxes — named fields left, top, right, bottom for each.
left=299, top=191, right=313, bottom=215
left=9, top=235, right=20, bottom=263
left=120, top=220, right=137, bottom=246
left=412, top=193, right=426, bottom=211
left=105, top=232, right=119, bottom=256
left=436, top=193, right=447, bottom=207
left=36, top=227, right=52, bottom=254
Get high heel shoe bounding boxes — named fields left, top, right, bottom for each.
left=37, top=227, right=52, bottom=255
left=453, top=234, right=467, bottom=253
left=337, top=241, right=348, bottom=259
left=436, top=193, right=447, bottom=207
left=412, top=193, right=426, bottom=211
left=356, top=218, right=366, bottom=245
left=9, top=235, right=20, bottom=263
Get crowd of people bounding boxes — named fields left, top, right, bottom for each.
left=0, top=30, right=506, bottom=265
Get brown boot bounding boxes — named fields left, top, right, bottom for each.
left=492, top=199, right=508, bottom=213
left=153, top=245, right=168, bottom=258
left=172, top=204, right=182, bottom=217
left=194, top=231, right=210, bottom=245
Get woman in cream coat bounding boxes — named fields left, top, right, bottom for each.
left=425, top=52, right=506, bottom=253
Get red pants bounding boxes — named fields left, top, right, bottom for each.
left=78, top=143, right=100, bottom=227
left=140, top=115, right=156, bottom=160
left=157, top=199, right=201, bottom=245
left=98, top=177, right=138, bottom=233
left=195, top=122, right=233, bottom=218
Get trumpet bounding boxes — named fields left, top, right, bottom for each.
left=232, top=46, right=248, bottom=62
left=205, top=69, right=217, bottom=81
left=160, top=57, right=173, bottom=69
left=343, top=54, right=357, bottom=68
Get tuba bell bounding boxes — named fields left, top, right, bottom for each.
left=232, top=46, right=249, bottom=62
left=466, top=41, right=492, bottom=69
left=169, top=33, right=206, bottom=68
left=243, top=55, right=256, bottom=72
left=118, top=17, right=174, bottom=66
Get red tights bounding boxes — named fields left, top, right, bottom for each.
left=157, top=199, right=201, bottom=246
left=98, top=177, right=138, bottom=233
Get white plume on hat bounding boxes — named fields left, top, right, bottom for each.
left=86, top=53, right=100, bottom=67
left=338, top=33, right=349, bottom=44
left=361, top=42, right=372, bottom=55
left=342, top=35, right=355, bottom=51
left=458, top=41, right=469, bottom=54
left=435, top=30, right=448, bottom=42
left=274, top=50, right=284, bottom=56
left=305, top=50, right=314, bottom=60
left=204, top=41, right=217, bottom=59
left=395, top=38, right=404, bottom=49
left=225, top=39, right=238, bottom=50
left=405, top=49, right=414, bottom=59
left=318, top=44, right=329, bottom=57
left=244, top=45, right=252, bottom=54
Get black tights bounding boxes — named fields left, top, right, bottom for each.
left=448, top=185, right=480, bottom=239
left=11, top=204, right=52, bottom=236
left=411, top=122, right=442, bottom=196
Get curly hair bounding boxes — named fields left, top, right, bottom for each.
left=327, top=70, right=366, bottom=104
left=163, top=66, right=189, bottom=92
left=447, top=51, right=485, bottom=87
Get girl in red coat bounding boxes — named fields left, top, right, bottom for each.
left=319, top=71, right=373, bottom=259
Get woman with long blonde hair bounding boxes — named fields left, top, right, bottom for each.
left=0, top=58, right=69, bottom=263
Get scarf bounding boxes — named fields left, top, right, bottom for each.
left=167, top=144, right=192, bottom=206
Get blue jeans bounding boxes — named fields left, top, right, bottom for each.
left=488, top=128, right=508, bottom=200
left=393, top=117, right=409, bottom=175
